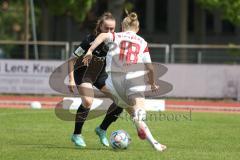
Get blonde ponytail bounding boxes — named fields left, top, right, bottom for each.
left=129, top=12, right=138, bottom=22
left=122, top=12, right=139, bottom=31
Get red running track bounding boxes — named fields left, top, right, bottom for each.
left=0, top=95, right=240, bottom=113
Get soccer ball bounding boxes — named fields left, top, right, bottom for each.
left=110, top=130, right=131, bottom=149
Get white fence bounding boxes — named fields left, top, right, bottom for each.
left=171, top=44, right=240, bottom=64
left=71, top=42, right=170, bottom=63
left=69, top=42, right=240, bottom=64
left=1, top=41, right=240, bottom=65
left=0, top=40, right=69, bottom=60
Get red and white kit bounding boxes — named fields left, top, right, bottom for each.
left=104, top=31, right=152, bottom=108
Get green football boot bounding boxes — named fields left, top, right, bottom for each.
left=71, top=134, right=86, bottom=148
left=95, top=126, right=109, bottom=147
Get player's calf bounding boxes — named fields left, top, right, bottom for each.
left=132, top=108, right=166, bottom=151
left=132, top=108, right=148, bottom=139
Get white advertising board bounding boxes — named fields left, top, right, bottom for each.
left=0, top=60, right=63, bottom=94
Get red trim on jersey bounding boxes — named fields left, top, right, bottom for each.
left=112, top=32, right=115, bottom=41
left=143, top=46, right=149, bottom=53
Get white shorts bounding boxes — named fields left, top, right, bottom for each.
left=105, top=72, right=146, bottom=108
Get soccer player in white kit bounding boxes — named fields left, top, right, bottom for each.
left=83, top=12, right=166, bottom=151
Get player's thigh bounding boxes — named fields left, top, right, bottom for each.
left=125, top=97, right=145, bottom=115
left=94, top=69, right=108, bottom=90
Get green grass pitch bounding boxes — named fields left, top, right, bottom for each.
left=0, top=108, right=240, bottom=160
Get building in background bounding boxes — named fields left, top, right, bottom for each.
left=40, top=0, right=239, bottom=44
left=1, top=0, right=239, bottom=44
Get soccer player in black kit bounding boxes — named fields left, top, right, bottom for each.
left=68, top=12, right=123, bottom=148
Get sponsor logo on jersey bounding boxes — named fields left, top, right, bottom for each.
left=74, top=46, right=85, bottom=57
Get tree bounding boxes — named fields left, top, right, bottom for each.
left=179, top=0, right=188, bottom=63
left=0, top=0, right=25, bottom=40
left=197, top=0, right=240, bottom=25
left=45, top=0, right=96, bottom=23
left=0, top=0, right=31, bottom=59
left=36, top=0, right=96, bottom=59
left=108, top=0, right=126, bottom=32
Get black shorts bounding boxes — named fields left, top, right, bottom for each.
left=74, top=56, right=107, bottom=90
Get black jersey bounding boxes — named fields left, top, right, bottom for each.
left=73, top=34, right=108, bottom=89
left=73, top=34, right=109, bottom=58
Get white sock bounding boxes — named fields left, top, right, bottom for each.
left=133, top=119, right=157, bottom=145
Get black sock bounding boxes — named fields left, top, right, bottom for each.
left=73, top=104, right=90, bottom=134
left=100, top=103, right=123, bottom=131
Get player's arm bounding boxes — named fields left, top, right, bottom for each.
left=142, top=46, right=159, bottom=90
left=68, top=56, right=77, bottom=93
left=145, top=63, right=158, bottom=89
left=88, top=33, right=110, bottom=54
left=68, top=37, right=89, bottom=92
left=83, top=33, right=111, bottom=65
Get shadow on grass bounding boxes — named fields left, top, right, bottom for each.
left=14, top=143, right=112, bottom=151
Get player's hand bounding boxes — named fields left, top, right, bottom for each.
left=82, top=51, right=93, bottom=66
left=68, top=79, right=75, bottom=93
left=150, top=83, right=159, bottom=92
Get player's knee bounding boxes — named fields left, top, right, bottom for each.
left=82, top=98, right=93, bottom=108
left=133, top=108, right=146, bottom=121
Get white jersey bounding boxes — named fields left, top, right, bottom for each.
left=105, top=31, right=151, bottom=74
left=104, top=31, right=152, bottom=108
